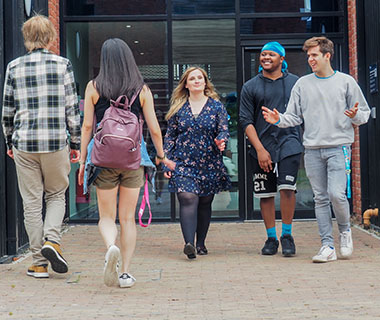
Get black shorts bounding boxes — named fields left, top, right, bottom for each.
left=251, top=153, right=301, bottom=198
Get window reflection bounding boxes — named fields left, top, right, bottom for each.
left=241, top=16, right=342, bottom=34
left=66, top=0, right=166, bottom=15
left=173, top=0, right=234, bottom=14
left=241, top=0, right=343, bottom=13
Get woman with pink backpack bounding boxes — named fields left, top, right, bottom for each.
left=78, top=38, right=175, bottom=288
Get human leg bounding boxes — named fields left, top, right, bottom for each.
left=195, top=194, right=214, bottom=253
left=326, top=146, right=353, bottom=257
left=96, top=186, right=119, bottom=286
left=177, top=192, right=199, bottom=245
left=304, top=149, right=334, bottom=247
left=12, top=148, right=47, bottom=267
left=260, top=197, right=279, bottom=255
left=277, top=154, right=301, bottom=257
left=177, top=192, right=199, bottom=259
left=117, top=186, right=140, bottom=274
left=38, top=147, right=71, bottom=273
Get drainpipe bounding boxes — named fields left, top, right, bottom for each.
left=363, top=208, right=379, bottom=229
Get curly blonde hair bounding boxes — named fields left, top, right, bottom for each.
left=166, top=67, right=219, bottom=120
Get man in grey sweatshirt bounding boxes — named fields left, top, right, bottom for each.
left=263, top=37, right=370, bottom=263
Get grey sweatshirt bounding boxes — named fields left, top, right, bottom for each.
left=278, top=71, right=370, bottom=148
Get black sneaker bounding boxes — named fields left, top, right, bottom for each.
left=280, top=234, right=296, bottom=257
left=261, top=237, right=279, bottom=255
left=183, top=243, right=196, bottom=259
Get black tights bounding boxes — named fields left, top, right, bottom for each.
left=177, top=192, right=215, bottom=248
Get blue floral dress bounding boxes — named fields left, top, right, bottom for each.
left=163, top=97, right=231, bottom=196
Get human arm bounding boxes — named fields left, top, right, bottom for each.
left=239, top=83, right=272, bottom=171
left=77, top=81, right=97, bottom=186
left=262, top=85, right=303, bottom=128
left=140, top=85, right=175, bottom=170
left=1, top=65, right=15, bottom=153
left=64, top=61, right=81, bottom=153
left=345, top=78, right=370, bottom=125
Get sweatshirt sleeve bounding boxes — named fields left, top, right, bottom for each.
left=346, top=77, right=370, bottom=126
left=1, top=65, right=15, bottom=150
left=239, top=84, right=255, bottom=132
left=277, top=83, right=304, bottom=128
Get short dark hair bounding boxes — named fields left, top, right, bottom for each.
left=95, top=38, right=144, bottom=100
left=303, top=36, right=334, bottom=60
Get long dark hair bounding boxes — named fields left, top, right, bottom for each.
left=95, top=38, right=144, bottom=100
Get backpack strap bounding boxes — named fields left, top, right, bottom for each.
left=138, top=173, right=152, bottom=227
left=111, top=90, right=141, bottom=111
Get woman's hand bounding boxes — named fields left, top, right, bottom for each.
left=164, top=171, right=172, bottom=179
left=163, top=158, right=176, bottom=171
left=78, top=163, right=85, bottom=186
left=214, top=138, right=226, bottom=152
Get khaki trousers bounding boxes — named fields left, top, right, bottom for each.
left=13, top=146, right=71, bottom=266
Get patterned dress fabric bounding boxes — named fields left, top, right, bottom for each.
left=164, top=98, right=231, bottom=196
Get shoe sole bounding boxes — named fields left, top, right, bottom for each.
left=312, top=257, right=337, bottom=263
left=104, top=246, right=120, bottom=287
left=184, top=244, right=196, bottom=259
left=282, top=251, right=296, bottom=257
left=27, top=271, right=49, bottom=278
left=119, top=279, right=136, bottom=288
left=261, top=250, right=278, bottom=255
left=41, top=245, right=68, bottom=273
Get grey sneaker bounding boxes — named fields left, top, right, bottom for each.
left=104, top=245, right=120, bottom=287
left=119, top=273, right=136, bottom=288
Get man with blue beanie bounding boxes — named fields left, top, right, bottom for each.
left=240, top=41, right=303, bottom=256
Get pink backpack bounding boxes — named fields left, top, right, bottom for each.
left=91, top=92, right=142, bottom=170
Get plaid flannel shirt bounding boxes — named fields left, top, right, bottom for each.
left=1, top=49, right=81, bottom=153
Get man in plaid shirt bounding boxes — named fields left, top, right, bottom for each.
left=1, top=15, right=81, bottom=278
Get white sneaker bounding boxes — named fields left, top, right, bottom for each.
left=104, top=245, right=120, bottom=287
left=312, top=245, right=337, bottom=263
left=119, top=272, right=136, bottom=288
left=340, top=229, right=353, bottom=258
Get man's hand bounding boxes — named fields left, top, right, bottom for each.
left=262, top=106, right=280, bottom=124
left=344, top=102, right=359, bottom=119
left=257, top=148, right=273, bottom=173
left=70, top=150, right=80, bottom=163
left=7, top=149, right=14, bottom=159
left=214, top=138, right=226, bottom=152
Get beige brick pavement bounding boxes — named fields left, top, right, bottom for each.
left=1, top=221, right=380, bottom=319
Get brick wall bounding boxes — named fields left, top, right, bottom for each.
left=48, top=0, right=60, bottom=55
left=347, top=0, right=362, bottom=220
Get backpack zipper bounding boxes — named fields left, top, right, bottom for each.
left=99, top=134, right=137, bottom=151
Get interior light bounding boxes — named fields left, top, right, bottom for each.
left=126, top=25, right=132, bottom=28
left=134, top=40, right=139, bottom=44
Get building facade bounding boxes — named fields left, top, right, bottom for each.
left=1, top=0, right=377, bottom=260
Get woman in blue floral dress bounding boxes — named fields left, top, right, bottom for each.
left=163, top=67, right=231, bottom=259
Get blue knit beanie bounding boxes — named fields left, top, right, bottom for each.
left=259, top=41, right=288, bottom=72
